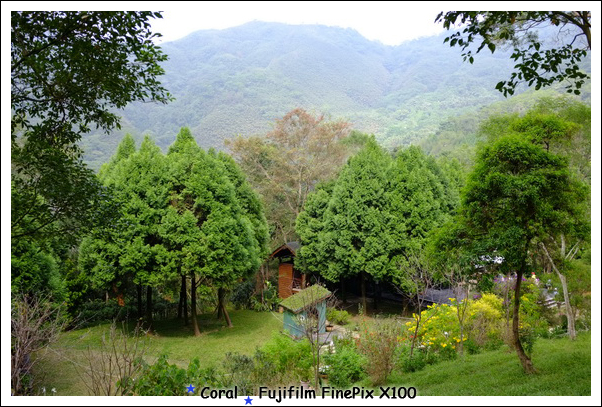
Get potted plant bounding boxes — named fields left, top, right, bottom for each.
left=319, top=364, right=329, bottom=379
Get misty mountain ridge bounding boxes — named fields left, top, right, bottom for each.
left=81, top=21, right=590, bottom=169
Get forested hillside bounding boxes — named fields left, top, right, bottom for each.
left=12, top=12, right=592, bottom=397
left=81, top=21, right=592, bottom=169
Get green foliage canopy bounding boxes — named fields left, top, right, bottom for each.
left=460, top=135, right=585, bottom=268
left=296, top=139, right=460, bottom=287
left=81, top=130, right=269, bottom=302
left=436, top=11, right=591, bottom=96
left=80, top=135, right=172, bottom=291
left=11, top=11, right=171, bottom=246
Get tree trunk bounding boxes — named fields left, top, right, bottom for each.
left=410, top=312, right=421, bottom=358
left=146, top=286, right=153, bottom=332
left=340, top=279, right=347, bottom=304
left=181, top=275, right=190, bottom=326
left=458, top=320, right=465, bottom=357
left=178, top=276, right=184, bottom=320
left=183, top=276, right=189, bottom=326
left=541, top=241, right=576, bottom=340
left=373, top=280, right=380, bottom=311
left=190, top=273, right=201, bottom=336
left=260, top=264, right=266, bottom=306
left=360, top=271, right=367, bottom=314
left=512, top=268, right=536, bottom=374
left=220, top=288, right=233, bottom=328
left=137, top=283, right=143, bottom=321
left=217, top=287, right=223, bottom=320
left=315, top=343, right=321, bottom=391
left=558, top=272, right=576, bottom=339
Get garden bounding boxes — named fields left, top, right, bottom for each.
left=11, top=10, right=593, bottom=401
left=28, top=270, right=591, bottom=396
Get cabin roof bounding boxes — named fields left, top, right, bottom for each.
left=269, top=241, right=301, bottom=259
left=419, top=288, right=467, bottom=305
left=280, top=284, right=331, bottom=314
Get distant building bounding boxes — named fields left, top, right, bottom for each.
left=269, top=241, right=306, bottom=299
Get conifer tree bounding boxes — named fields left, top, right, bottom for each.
left=297, top=141, right=461, bottom=310
left=161, top=129, right=269, bottom=334
left=302, top=139, right=394, bottom=311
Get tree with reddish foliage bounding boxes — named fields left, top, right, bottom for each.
left=227, top=108, right=353, bottom=245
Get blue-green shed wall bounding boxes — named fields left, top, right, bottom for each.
left=282, top=300, right=327, bottom=338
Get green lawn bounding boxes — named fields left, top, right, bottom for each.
left=34, top=309, right=283, bottom=396
left=34, top=311, right=591, bottom=397
left=387, top=332, right=591, bottom=396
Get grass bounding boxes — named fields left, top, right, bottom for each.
left=34, top=309, right=283, bottom=396
left=387, top=332, right=591, bottom=396
left=33, top=309, right=591, bottom=397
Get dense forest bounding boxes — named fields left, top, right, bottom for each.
left=80, top=21, right=591, bottom=169
left=10, top=11, right=593, bottom=397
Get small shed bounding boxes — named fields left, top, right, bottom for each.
left=269, top=241, right=306, bottom=299
left=280, top=285, right=332, bottom=338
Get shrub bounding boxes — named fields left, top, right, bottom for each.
left=132, top=355, right=187, bottom=395
left=466, top=293, right=504, bottom=347
left=222, top=333, right=314, bottom=391
left=356, top=318, right=401, bottom=386
left=398, top=344, right=428, bottom=373
left=223, top=353, right=255, bottom=395
left=493, top=273, right=550, bottom=348
left=77, top=299, right=138, bottom=325
left=133, top=355, right=222, bottom=396
left=404, top=294, right=509, bottom=359
left=11, top=295, right=68, bottom=395
left=323, top=345, right=366, bottom=388
left=231, top=279, right=255, bottom=310
left=82, top=322, right=149, bottom=396
left=518, top=278, right=548, bottom=336
left=463, top=338, right=481, bottom=355
left=249, top=349, right=279, bottom=388
left=403, top=302, right=462, bottom=354
left=326, top=308, right=351, bottom=325
left=249, top=281, right=280, bottom=312
left=259, top=332, right=313, bottom=381
left=232, top=279, right=281, bottom=312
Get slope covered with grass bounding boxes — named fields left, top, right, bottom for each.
left=389, top=332, right=591, bottom=396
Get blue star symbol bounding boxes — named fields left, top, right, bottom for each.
left=244, top=396, right=253, bottom=405
left=186, top=384, right=195, bottom=394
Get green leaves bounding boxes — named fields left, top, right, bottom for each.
left=297, top=140, right=459, bottom=285
left=11, top=11, right=171, bottom=248
left=81, top=129, right=269, bottom=295
left=12, top=11, right=171, bottom=143
left=454, top=115, right=588, bottom=271
left=436, top=11, right=591, bottom=96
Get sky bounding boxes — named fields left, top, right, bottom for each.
left=4, top=2, right=598, bottom=47
left=149, top=1, right=447, bottom=46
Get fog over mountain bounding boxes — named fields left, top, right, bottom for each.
left=81, top=21, right=590, bottom=169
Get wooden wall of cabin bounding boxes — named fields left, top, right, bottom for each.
left=278, top=262, right=294, bottom=299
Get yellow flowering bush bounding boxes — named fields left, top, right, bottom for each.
left=404, top=293, right=510, bottom=357
left=466, top=293, right=504, bottom=347
left=403, top=302, right=461, bottom=355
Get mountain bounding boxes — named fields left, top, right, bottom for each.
left=81, top=21, right=591, bottom=169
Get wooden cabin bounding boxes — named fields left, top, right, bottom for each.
left=280, top=285, right=331, bottom=338
left=269, top=241, right=306, bottom=299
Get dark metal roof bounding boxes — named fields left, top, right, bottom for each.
left=269, top=241, right=301, bottom=259
left=418, top=288, right=468, bottom=305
